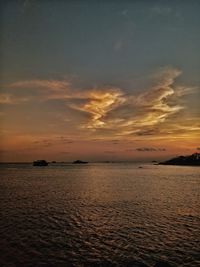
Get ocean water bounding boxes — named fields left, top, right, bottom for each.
left=0, top=163, right=200, bottom=267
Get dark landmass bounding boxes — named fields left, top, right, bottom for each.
left=159, top=153, right=200, bottom=166
left=33, top=160, right=48, bottom=166
left=73, top=160, right=88, bottom=164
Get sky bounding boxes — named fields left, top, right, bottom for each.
left=0, top=0, right=200, bottom=162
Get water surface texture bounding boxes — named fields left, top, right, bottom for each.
left=0, top=163, right=200, bottom=267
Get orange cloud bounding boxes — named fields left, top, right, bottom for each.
left=72, top=67, right=192, bottom=137
left=0, top=93, right=30, bottom=104
left=10, top=80, right=70, bottom=91
left=71, top=88, right=126, bottom=129
left=2, top=67, right=199, bottom=141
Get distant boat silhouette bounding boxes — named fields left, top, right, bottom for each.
left=73, top=160, right=88, bottom=164
left=159, top=153, right=200, bottom=166
left=33, top=160, right=48, bottom=166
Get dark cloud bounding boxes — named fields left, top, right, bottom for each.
left=58, top=136, right=74, bottom=142
left=32, top=139, right=53, bottom=147
left=136, top=147, right=166, bottom=152
left=33, top=137, right=74, bottom=147
left=62, top=140, right=73, bottom=144
left=136, top=148, right=156, bottom=151
left=104, top=151, right=116, bottom=154
left=136, top=129, right=159, bottom=136
left=197, top=147, right=200, bottom=150
left=111, top=139, right=120, bottom=144
left=126, top=149, right=135, bottom=152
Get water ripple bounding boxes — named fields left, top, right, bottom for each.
left=0, top=163, right=200, bottom=267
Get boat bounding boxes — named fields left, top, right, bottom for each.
left=33, top=160, right=48, bottom=166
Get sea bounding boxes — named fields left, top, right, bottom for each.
left=0, top=163, right=200, bottom=267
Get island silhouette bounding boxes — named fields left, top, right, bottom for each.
left=33, top=160, right=48, bottom=166
left=73, top=160, right=88, bottom=164
left=159, top=153, right=200, bottom=166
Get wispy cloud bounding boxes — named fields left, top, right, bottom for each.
left=3, top=67, right=198, bottom=140
left=9, top=79, right=71, bottom=100
left=104, top=150, right=116, bottom=154
left=0, top=93, right=30, bottom=104
left=71, top=88, right=126, bottom=129
left=75, top=67, right=193, bottom=137
left=31, top=136, right=74, bottom=148
left=136, top=147, right=166, bottom=152
left=67, top=67, right=190, bottom=134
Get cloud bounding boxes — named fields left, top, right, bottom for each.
left=0, top=93, right=30, bottom=104
left=9, top=79, right=71, bottom=100
left=136, top=147, right=166, bottom=152
left=94, top=67, right=188, bottom=135
left=111, top=140, right=120, bottom=144
left=10, top=80, right=70, bottom=90
left=126, top=68, right=183, bottom=125
left=104, top=151, right=116, bottom=154
left=3, top=67, right=198, bottom=140
left=197, top=147, right=200, bottom=151
left=71, top=87, right=126, bottom=129
left=136, top=129, right=159, bottom=136
left=173, top=86, right=197, bottom=97
left=32, top=136, right=74, bottom=148
left=66, top=67, right=185, bottom=133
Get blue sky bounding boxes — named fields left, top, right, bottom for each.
left=1, top=0, right=200, bottom=86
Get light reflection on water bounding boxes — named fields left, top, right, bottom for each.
left=0, top=163, right=200, bottom=267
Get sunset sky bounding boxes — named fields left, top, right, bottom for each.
left=0, top=0, right=200, bottom=162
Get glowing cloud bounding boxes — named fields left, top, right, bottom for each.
left=3, top=67, right=198, bottom=141
left=73, top=88, right=126, bottom=129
